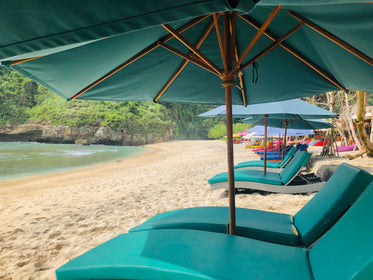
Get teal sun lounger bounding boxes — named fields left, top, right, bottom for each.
left=130, top=163, right=372, bottom=246
left=234, top=146, right=297, bottom=171
left=56, top=179, right=373, bottom=280
left=209, top=151, right=320, bottom=194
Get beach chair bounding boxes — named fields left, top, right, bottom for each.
left=260, top=144, right=307, bottom=161
left=130, top=163, right=372, bottom=246
left=251, top=141, right=276, bottom=152
left=55, top=180, right=373, bottom=280
left=255, top=144, right=293, bottom=155
left=209, top=151, right=322, bottom=194
left=234, top=146, right=297, bottom=171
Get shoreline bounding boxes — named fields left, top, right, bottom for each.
left=1, top=140, right=370, bottom=280
left=0, top=142, right=148, bottom=182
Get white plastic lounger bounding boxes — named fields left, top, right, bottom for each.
left=209, top=151, right=324, bottom=194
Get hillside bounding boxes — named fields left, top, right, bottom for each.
left=0, top=67, right=220, bottom=144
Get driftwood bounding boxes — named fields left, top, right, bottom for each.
left=346, top=150, right=367, bottom=160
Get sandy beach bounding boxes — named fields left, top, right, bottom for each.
left=0, top=140, right=371, bottom=280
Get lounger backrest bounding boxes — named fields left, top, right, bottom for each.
left=294, top=163, right=372, bottom=246
left=309, top=181, right=373, bottom=280
left=278, top=147, right=296, bottom=168
left=279, top=151, right=310, bottom=184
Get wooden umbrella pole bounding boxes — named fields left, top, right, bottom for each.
left=282, top=120, right=288, bottom=160
left=263, top=114, right=268, bottom=175
left=222, top=12, right=236, bottom=235
left=224, top=81, right=236, bottom=235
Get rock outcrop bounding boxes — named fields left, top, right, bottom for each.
left=0, top=123, right=174, bottom=146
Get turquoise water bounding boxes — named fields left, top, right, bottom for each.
left=0, top=142, right=146, bottom=180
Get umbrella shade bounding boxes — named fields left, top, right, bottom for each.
left=199, top=99, right=338, bottom=119
left=243, top=117, right=333, bottom=130
left=247, top=125, right=314, bottom=137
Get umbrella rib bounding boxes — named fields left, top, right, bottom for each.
left=213, top=13, right=228, bottom=71
left=237, top=14, right=347, bottom=93
left=240, top=22, right=304, bottom=71
left=68, top=15, right=210, bottom=100
left=295, top=114, right=316, bottom=130
left=154, top=19, right=215, bottom=102
left=162, top=24, right=222, bottom=75
left=233, top=5, right=282, bottom=73
left=11, top=55, right=45, bottom=65
left=289, top=11, right=373, bottom=66
left=158, top=42, right=218, bottom=75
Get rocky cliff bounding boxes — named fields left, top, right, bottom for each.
left=0, top=123, right=174, bottom=146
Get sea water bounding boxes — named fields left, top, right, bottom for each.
left=0, top=142, right=146, bottom=180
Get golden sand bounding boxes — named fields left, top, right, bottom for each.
left=0, top=140, right=370, bottom=280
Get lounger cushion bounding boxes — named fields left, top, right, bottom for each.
left=294, top=163, right=373, bottom=246
left=130, top=207, right=299, bottom=245
left=256, top=150, right=282, bottom=155
left=309, top=182, right=373, bottom=280
left=56, top=229, right=312, bottom=280
left=208, top=169, right=282, bottom=185
left=234, top=160, right=281, bottom=169
left=234, top=147, right=296, bottom=169
left=278, top=147, right=296, bottom=167
left=280, top=151, right=310, bottom=184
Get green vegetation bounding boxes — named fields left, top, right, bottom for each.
left=208, top=122, right=248, bottom=139
left=0, top=67, right=222, bottom=140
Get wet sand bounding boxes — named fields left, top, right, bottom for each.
left=0, top=140, right=370, bottom=280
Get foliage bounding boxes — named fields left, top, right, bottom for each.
left=208, top=122, right=249, bottom=139
left=0, top=67, right=42, bottom=124
left=0, top=68, right=220, bottom=140
left=162, top=103, right=220, bottom=140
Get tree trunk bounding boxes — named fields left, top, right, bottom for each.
left=335, top=92, right=349, bottom=146
left=344, top=91, right=363, bottom=150
left=356, top=91, right=373, bottom=156
left=322, top=92, right=337, bottom=157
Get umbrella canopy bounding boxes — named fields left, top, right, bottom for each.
left=247, top=125, right=314, bottom=137
left=243, top=117, right=333, bottom=130
left=1, top=0, right=372, bottom=235
left=199, top=99, right=338, bottom=119
left=200, top=99, right=336, bottom=172
left=0, top=2, right=372, bottom=103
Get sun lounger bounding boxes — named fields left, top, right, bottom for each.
left=234, top=146, right=297, bottom=171
left=259, top=144, right=308, bottom=161
left=129, top=163, right=372, bottom=246
left=56, top=180, right=373, bottom=280
left=255, top=144, right=293, bottom=155
left=251, top=141, right=275, bottom=152
left=209, top=151, right=322, bottom=194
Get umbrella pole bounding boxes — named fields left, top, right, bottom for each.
left=222, top=12, right=236, bottom=235
left=282, top=120, right=288, bottom=160
left=263, top=115, right=268, bottom=175
left=225, top=84, right=236, bottom=235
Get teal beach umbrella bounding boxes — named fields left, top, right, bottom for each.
left=200, top=99, right=336, bottom=171
left=0, top=0, right=372, bottom=235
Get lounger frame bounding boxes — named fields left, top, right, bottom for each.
left=210, top=168, right=325, bottom=194
left=210, top=180, right=325, bottom=194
